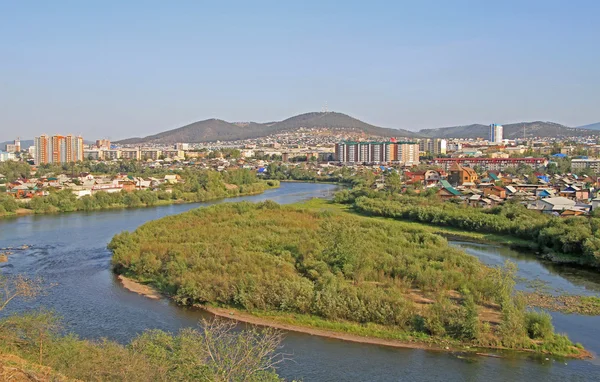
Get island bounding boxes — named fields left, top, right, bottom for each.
left=109, top=199, right=588, bottom=358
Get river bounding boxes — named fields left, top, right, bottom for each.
left=1, top=182, right=599, bottom=381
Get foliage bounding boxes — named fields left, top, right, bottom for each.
left=10, top=169, right=277, bottom=215
left=525, top=310, right=554, bottom=340
left=0, top=161, right=31, bottom=182
left=352, top=194, right=600, bottom=267
left=109, top=202, right=574, bottom=352
left=0, top=314, right=283, bottom=382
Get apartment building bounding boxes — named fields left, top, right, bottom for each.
left=433, top=157, right=547, bottom=171
left=335, top=141, right=419, bottom=164
left=34, top=134, right=84, bottom=165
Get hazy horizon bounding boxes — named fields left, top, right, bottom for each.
left=1, top=1, right=598, bottom=140
left=2, top=111, right=598, bottom=143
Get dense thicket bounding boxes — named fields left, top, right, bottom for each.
left=110, top=202, right=576, bottom=352
left=352, top=194, right=600, bottom=267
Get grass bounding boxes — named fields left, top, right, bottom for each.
left=248, top=309, right=436, bottom=344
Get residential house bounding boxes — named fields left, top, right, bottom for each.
left=528, top=197, right=576, bottom=213
left=164, top=174, right=181, bottom=184
left=448, top=164, right=478, bottom=186
left=437, top=180, right=462, bottom=201
left=483, top=185, right=506, bottom=199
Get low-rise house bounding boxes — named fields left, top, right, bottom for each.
left=528, top=197, right=576, bottom=213
left=164, top=174, right=181, bottom=184
left=448, top=164, right=478, bottom=186
left=483, top=185, right=506, bottom=199
left=71, top=186, right=92, bottom=198
left=437, top=180, right=462, bottom=200
left=560, top=208, right=587, bottom=217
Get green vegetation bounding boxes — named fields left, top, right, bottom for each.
left=1, top=168, right=279, bottom=217
left=0, top=272, right=285, bottom=381
left=0, top=313, right=283, bottom=381
left=0, top=161, right=31, bottom=182
left=109, top=201, right=582, bottom=356
left=350, top=193, right=600, bottom=268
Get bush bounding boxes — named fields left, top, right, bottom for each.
left=525, top=310, right=554, bottom=340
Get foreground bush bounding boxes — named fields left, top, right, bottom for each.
left=0, top=312, right=283, bottom=382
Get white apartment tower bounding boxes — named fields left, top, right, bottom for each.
left=490, top=124, right=503, bottom=143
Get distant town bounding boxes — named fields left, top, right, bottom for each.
left=1, top=122, right=600, bottom=216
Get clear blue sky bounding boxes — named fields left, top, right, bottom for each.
left=1, top=0, right=598, bottom=140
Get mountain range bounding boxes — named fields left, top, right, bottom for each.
left=115, top=112, right=418, bottom=144
left=5, top=114, right=600, bottom=147
left=114, top=112, right=600, bottom=144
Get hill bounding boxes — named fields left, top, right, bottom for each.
left=418, top=121, right=597, bottom=139
left=578, top=122, right=600, bottom=131
left=115, top=112, right=418, bottom=144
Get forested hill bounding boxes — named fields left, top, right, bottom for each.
left=115, top=112, right=418, bottom=144
left=418, top=121, right=597, bottom=139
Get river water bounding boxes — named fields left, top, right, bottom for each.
left=1, top=182, right=599, bottom=381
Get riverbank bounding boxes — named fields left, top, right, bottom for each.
left=117, top=275, right=161, bottom=300
left=116, top=275, right=590, bottom=359
left=0, top=181, right=279, bottom=220
left=0, top=353, right=75, bottom=382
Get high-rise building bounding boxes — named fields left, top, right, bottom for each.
left=429, top=138, right=447, bottom=156
left=335, top=141, right=419, bottom=164
left=34, top=134, right=84, bottom=165
left=5, top=138, right=20, bottom=153
left=396, top=142, right=419, bottom=164
left=34, top=135, right=50, bottom=165
left=96, top=139, right=111, bottom=149
left=490, top=124, right=503, bottom=143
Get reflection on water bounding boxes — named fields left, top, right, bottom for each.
left=450, top=241, right=600, bottom=296
left=1, top=184, right=600, bottom=381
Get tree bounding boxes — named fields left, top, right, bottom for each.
left=0, top=274, right=43, bottom=312
left=385, top=171, right=402, bottom=194
left=123, top=193, right=143, bottom=208
left=198, top=318, right=285, bottom=381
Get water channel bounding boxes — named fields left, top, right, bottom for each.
left=1, top=182, right=599, bottom=381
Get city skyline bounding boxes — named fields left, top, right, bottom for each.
left=2, top=1, right=599, bottom=139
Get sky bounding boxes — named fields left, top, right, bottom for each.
left=1, top=0, right=599, bottom=140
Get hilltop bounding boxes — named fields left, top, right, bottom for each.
left=418, top=121, right=596, bottom=139
left=115, top=112, right=418, bottom=144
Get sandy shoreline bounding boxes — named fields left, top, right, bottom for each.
left=117, top=275, right=162, bottom=300
left=116, top=275, right=446, bottom=351
left=115, top=275, right=592, bottom=359
left=202, top=306, right=449, bottom=352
